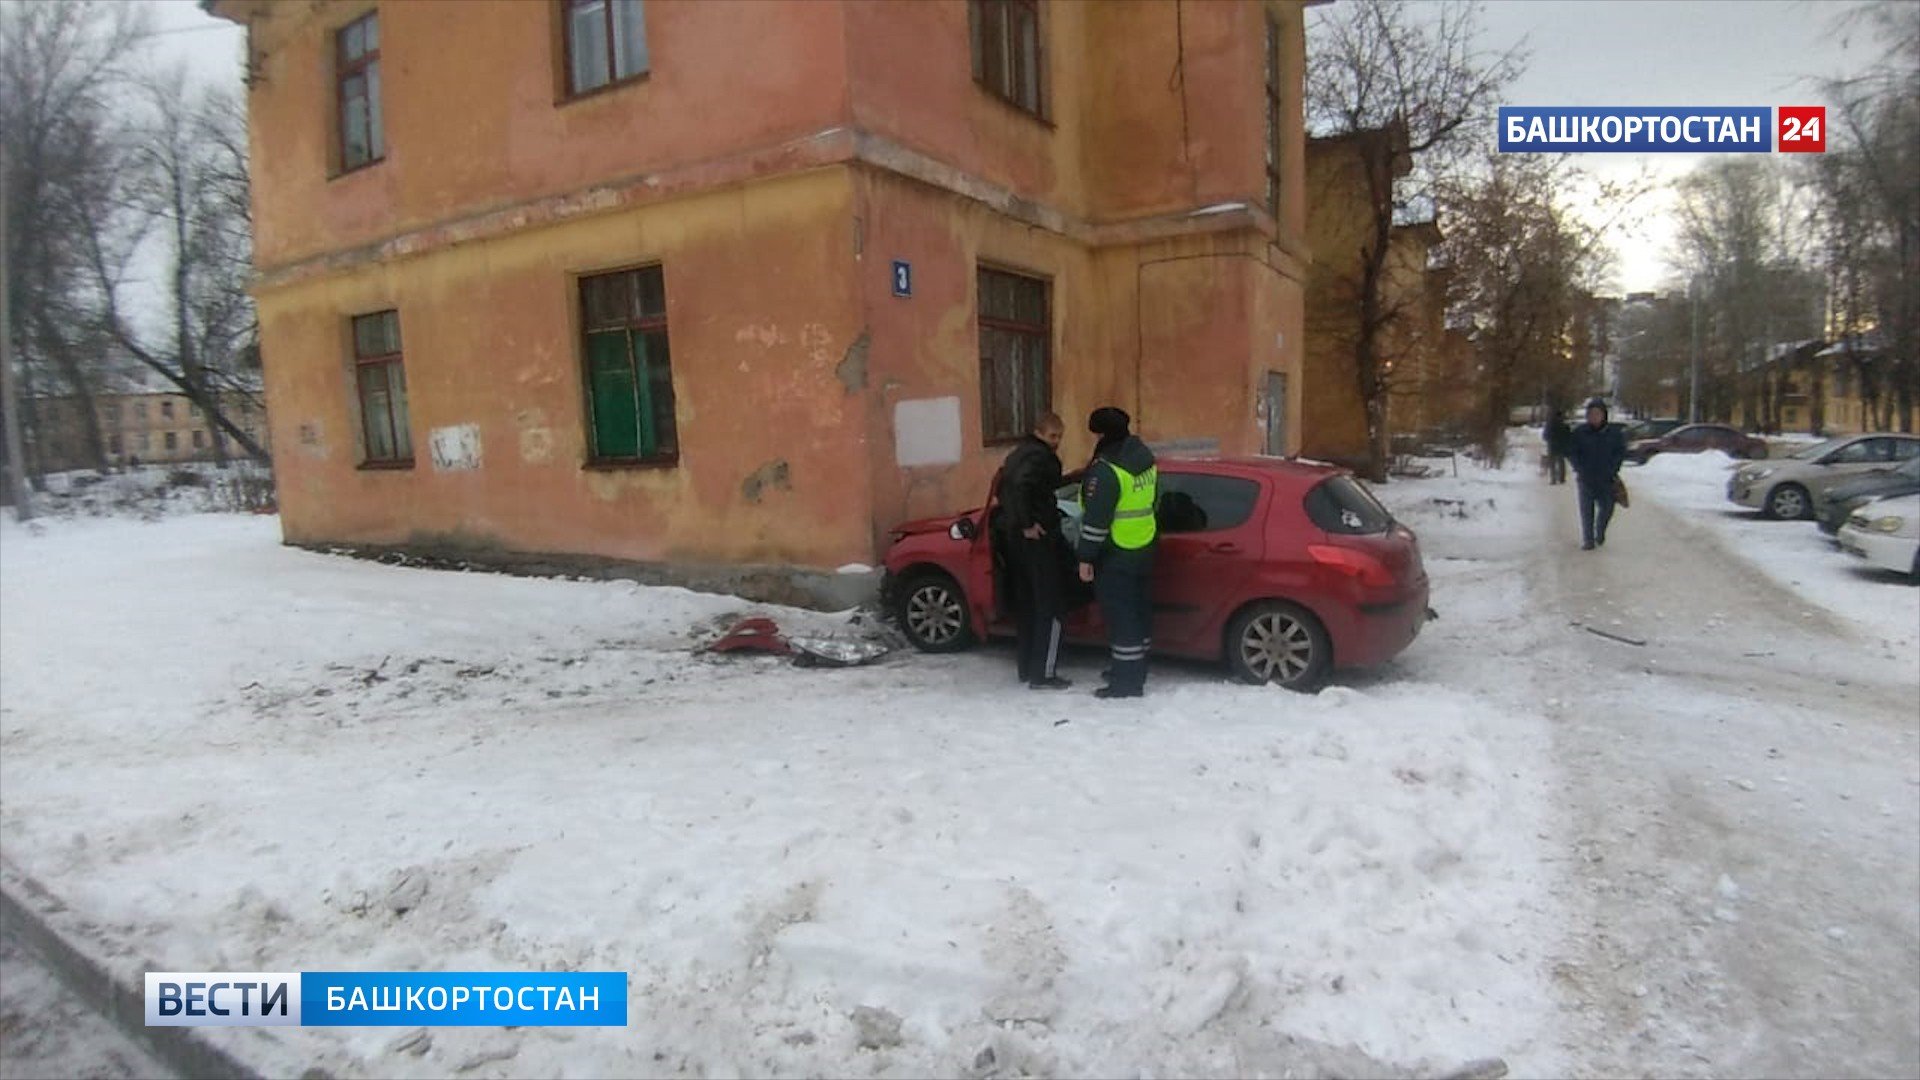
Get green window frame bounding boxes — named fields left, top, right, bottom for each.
left=579, top=265, right=677, bottom=464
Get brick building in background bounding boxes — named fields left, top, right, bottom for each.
left=26, top=388, right=270, bottom=474
left=208, top=0, right=1313, bottom=587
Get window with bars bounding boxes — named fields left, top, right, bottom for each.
left=579, top=266, right=677, bottom=463
left=564, top=0, right=649, bottom=97
left=1264, top=11, right=1281, bottom=218
left=977, top=267, right=1051, bottom=444
left=337, top=12, right=384, bottom=171
left=969, top=0, right=1044, bottom=118
left=351, top=310, right=413, bottom=464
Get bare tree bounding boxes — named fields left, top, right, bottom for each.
left=0, top=0, right=149, bottom=484
left=90, top=69, right=266, bottom=464
left=1307, top=0, right=1524, bottom=478
left=1813, top=0, right=1920, bottom=432
left=1671, top=159, right=1821, bottom=429
left=1439, top=153, right=1611, bottom=463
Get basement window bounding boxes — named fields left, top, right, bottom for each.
left=977, top=267, right=1051, bottom=445
left=564, top=0, right=649, bottom=97
left=969, top=0, right=1044, bottom=119
left=352, top=310, right=413, bottom=465
left=579, top=266, right=678, bottom=464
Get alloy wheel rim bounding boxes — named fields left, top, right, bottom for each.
left=906, top=584, right=963, bottom=643
left=1775, top=489, right=1804, bottom=516
left=1243, top=612, right=1313, bottom=683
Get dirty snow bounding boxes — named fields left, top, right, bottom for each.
left=1, top=482, right=1567, bottom=1077
left=1628, top=450, right=1920, bottom=653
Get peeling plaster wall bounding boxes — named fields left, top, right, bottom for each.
left=258, top=168, right=873, bottom=568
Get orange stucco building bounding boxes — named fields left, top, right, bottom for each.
left=212, top=0, right=1312, bottom=585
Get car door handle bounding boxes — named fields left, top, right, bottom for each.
left=1208, top=541, right=1242, bottom=554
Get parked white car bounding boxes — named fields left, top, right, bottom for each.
left=1836, top=493, right=1920, bottom=581
left=1727, top=433, right=1920, bottom=519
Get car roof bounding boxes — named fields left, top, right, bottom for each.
left=1156, top=455, right=1348, bottom=482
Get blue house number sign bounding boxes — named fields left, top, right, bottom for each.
left=891, top=260, right=912, bottom=298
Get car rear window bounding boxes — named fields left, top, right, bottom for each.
left=1304, top=475, right=1393, bottom=535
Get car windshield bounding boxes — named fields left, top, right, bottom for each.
left=1791, top=438, right=1845, bottom=460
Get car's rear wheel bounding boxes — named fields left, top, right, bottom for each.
left=1226, top=600, right=1331, bottom=692
left=1765, top=482, right=1810, bottom=520
left=894, top=570, right=975, bottom=653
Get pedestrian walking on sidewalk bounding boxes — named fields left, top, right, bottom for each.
left=1566, top=397, right=1626, bottom=550
left=1542, top=409, right=1572, bottom=485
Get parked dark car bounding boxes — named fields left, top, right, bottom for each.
left=881, top=457, right=1431, bottom=691
left=1624, top=417, right=1684, bottom=441
left=1626, top=423, right=1769, bottom=465
left=1816, top=456, right=1920, bottom=535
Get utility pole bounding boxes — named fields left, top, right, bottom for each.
left=1688, top=278, right=1702, bottom=423
left=0, top=134, right=35, bottom=521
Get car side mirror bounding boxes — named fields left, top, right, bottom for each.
left=950, top=518, right=977, bottom=541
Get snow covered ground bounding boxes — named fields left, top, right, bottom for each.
left=4, top=443, right=1914, bottom=1079
left=0, top=473, right=1566, bottom=1078
left=1628, top=450, right=1920, bottom=653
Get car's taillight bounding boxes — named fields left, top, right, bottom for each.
left=1307, top=543, right=1395, bottom=587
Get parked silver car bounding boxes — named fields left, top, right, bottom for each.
left=1726, top=433, right=1920, bottom=519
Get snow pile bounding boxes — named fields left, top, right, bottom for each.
left=0, top=470, right=1569, bottom=1078
left=1630, top=451, right=1919, bottom=653
left=20, top=463, right=274, bottom=521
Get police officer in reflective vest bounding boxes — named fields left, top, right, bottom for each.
left=1075, top=407, right=1158, bottom=699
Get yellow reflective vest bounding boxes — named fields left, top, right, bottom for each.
left=1104, top=460, right=1158, bottom=549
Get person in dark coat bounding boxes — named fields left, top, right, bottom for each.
left=1075, top=407, right=1158, bottom=699
left=998, top=412, right=1073, bottom=689
left=1542, top=409, right=1572, bottom=485
left=1566, top=396, right=1627, bottom=549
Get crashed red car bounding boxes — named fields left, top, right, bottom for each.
left=880, top=457, right=1431, bottom=691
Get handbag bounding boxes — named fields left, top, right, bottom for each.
left=1613, top=476, right=1630, bottom=509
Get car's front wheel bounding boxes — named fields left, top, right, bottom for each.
left=1226, top=600, right=1332, bottom=692
left=1765, top=482, right=1810, bottom=520
left=893, top=570, right=975, bottom=653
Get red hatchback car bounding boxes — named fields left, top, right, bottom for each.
left=880, top=457, right=1431, bottom=691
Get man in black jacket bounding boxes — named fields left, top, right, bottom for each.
left=1076, top=407, right=1158, bottom=699
left=999, top=412, right=1073, bottom=689
left=1566, top=396, right=1627, bottom=550
left=1542, top=409, right=1571, bottom=485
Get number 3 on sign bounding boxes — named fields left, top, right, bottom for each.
left=891, top=260, right=912, bottom=298
left=1778, top=106, right=1824, bottom=153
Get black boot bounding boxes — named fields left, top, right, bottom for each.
left=1029, top=677, right=1074, bottom=691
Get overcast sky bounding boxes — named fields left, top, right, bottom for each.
left=143, top=0, right=1877, bottom=296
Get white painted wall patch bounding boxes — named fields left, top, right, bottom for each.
left=894, top=397, right=962, bottom=468
left=429, top=423, right=483, bottom=472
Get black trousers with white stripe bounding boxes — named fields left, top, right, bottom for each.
left=1094, top=556, right=1153, bottom=694
left=1011, top=535, right=1067, bottom=683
